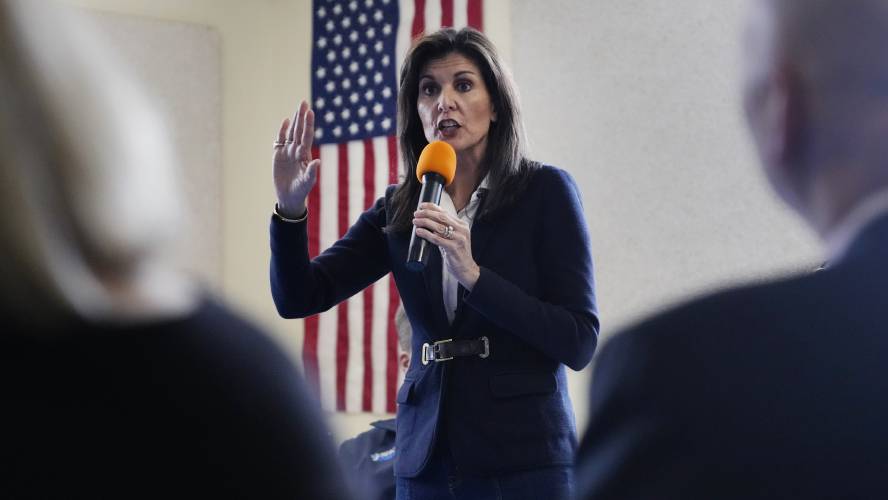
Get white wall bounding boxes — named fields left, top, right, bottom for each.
left=510, top=0, right=822, bottom=433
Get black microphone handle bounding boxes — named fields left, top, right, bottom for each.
left=406, top=172, right=446, bottom=272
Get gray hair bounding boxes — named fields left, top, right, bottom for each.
left=0, top=0, right=195, bottom=327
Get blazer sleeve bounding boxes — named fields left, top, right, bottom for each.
left=270, top=193, right=391, bottom=319
left=464, top=168, right=599, bottom=370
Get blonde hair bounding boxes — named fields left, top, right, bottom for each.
left=0, top=0, right=195, bottom=326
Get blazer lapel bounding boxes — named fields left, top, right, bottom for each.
left=470, top=216, right=495, bottom=264
left=472, top=191, right=494, bottom=257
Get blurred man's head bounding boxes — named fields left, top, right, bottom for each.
left=742, top=0, right=888, bottom=236
left=394, top=304, right=411, bottom=372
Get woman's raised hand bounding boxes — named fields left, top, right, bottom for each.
left=273, top=101, right=320, bottom=218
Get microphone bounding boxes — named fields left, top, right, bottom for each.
left=406, top=141, right=457, bottom=272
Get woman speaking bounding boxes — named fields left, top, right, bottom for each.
left=270, top=28, right=598, bottom=499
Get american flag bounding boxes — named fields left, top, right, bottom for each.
left=305, top=0, right=483, bottom=413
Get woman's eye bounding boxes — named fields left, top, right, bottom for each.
left=456, top=81, right=472, bottom=92
left=421, top=84, right=438, bottom=96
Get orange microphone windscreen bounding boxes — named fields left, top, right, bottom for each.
left=416, top=141, right=457, bottom=185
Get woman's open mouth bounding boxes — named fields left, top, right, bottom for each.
left=437, top=119, right=460, bottom=137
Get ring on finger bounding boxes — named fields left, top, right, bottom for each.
left=273, top=141, right=286, bottom=148
left=442, top=225, right=454, bottom=240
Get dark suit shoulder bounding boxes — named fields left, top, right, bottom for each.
left=592, top=270, right=840, bottom=408
left=607, top=270, right=825, bottom=349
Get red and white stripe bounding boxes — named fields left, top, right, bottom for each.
left=302, top=0, right=483, bottom=414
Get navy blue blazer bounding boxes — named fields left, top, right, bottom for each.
left=576, top=213, right=888, bottom=499
left=271, top=165, right=598, bottom=477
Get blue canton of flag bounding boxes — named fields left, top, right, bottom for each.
left=311, top=0, right=400, bottom=144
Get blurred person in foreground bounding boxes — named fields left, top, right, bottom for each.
left=576, top=0, right=888, bottom=498
left=338, top=304, right=411, bottom=500
left=0, top=1, right=348, bottom=498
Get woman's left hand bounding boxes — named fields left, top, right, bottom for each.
left=413, top=203, right=480, bottom=290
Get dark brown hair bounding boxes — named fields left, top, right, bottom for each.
left=387, top=27, right=537, bottom=232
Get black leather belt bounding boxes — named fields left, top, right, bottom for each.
left=421, top=336, right=489, bottom=365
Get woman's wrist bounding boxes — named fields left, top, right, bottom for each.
left=462, top=265, right=481, bottom=291
left=277, top=200, right=307, bottom=219
left=274, top=202, right=308, bottom=223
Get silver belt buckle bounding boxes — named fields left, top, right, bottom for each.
left=421, top=338, right=454, bottom=365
